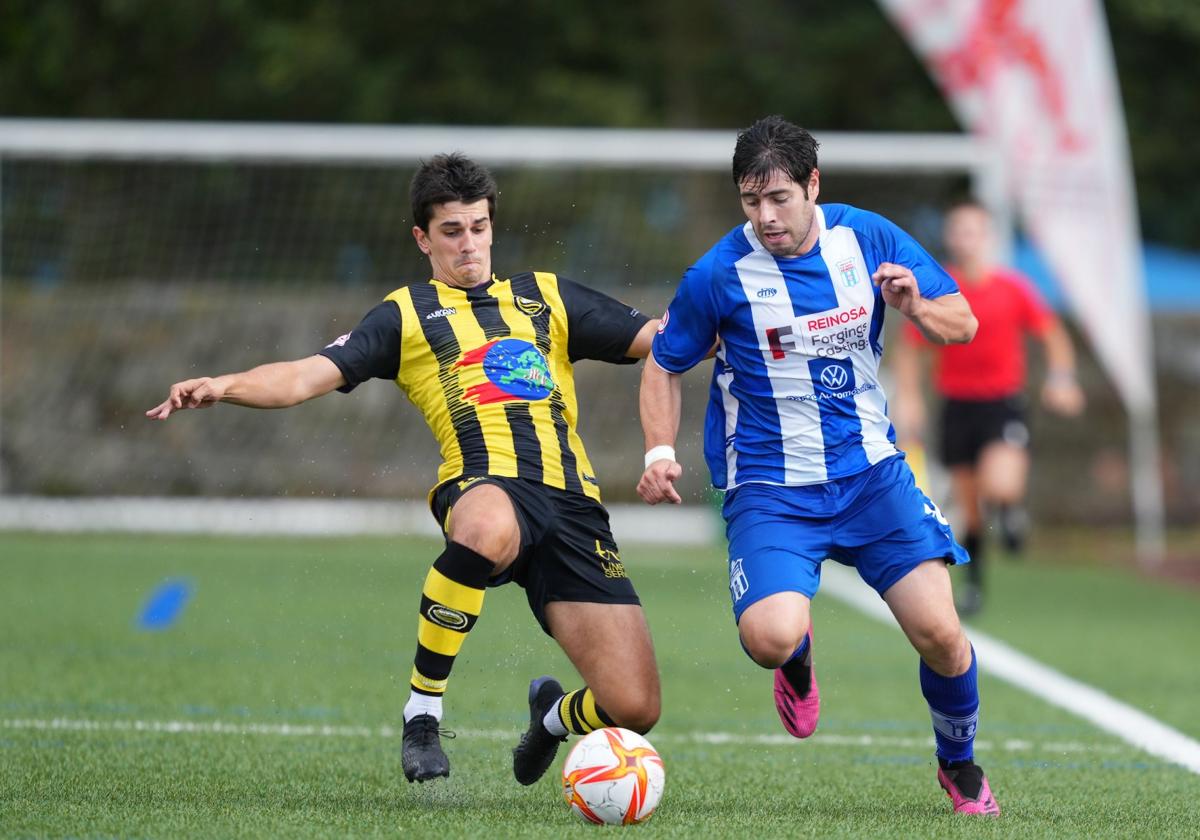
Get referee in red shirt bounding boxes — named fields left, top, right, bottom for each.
left=893, top=200, right=1084, bottom=615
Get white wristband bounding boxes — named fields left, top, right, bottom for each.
left=644, top=445, right=677, bottom=469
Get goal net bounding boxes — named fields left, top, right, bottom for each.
left=0, top=121, right=993, bottom=504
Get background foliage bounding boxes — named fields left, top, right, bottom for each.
left=2, top=0, right=1196, bottom=248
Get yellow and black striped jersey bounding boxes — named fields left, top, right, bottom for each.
left=320, top=271, right=649, bottom=502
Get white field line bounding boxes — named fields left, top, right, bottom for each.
left=0, top=717, right=1135, bottom=759
left=819, top=562, right=1200, bottom=775
left=0, top=497, right=720, bottom=545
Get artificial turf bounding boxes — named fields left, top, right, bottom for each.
left=2, top=531, right=1198, bottom=838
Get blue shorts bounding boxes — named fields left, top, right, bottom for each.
left=722, top=455, right=969, bottom=623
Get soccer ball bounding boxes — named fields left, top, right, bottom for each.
left=561, top=727, right=665, bottom=825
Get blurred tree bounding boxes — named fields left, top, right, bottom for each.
left=1105, top=0, right=1200, bottom=249
left=0, top=0, right=1193, bottom=246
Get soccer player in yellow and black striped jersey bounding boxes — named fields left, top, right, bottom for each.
left=147, top=153, right=662, bottom=787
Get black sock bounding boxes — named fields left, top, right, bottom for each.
left=780, top=639, right=813, bottom=698
left=963, top=530, right=983, bottom=587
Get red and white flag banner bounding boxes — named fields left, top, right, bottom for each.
left=877, top=0, right=1154, bottom=412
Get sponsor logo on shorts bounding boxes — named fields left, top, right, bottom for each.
left=426, top=604, right=469, bottom=630
left=594, top=540, right=627, bottom=579
left=924, top=500, right=949, bottom=527
left=730, top=557, right=749, bottom=602
left=457, top=476, right=486, bottom=491
left=657, top=310, right=669, bottom=333
left=326, top=332, right=351, bottom=348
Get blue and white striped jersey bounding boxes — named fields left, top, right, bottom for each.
left=652, top=203, right=959, bottom=489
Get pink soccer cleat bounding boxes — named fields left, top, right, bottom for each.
left=772, top=632, right=819, bottom=738
left=937, top=760, right=1001, bottom=816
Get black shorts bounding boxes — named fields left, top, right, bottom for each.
left=939, top=396, right=1030, bottom=467
left=430, top=475, right=641, bottom=635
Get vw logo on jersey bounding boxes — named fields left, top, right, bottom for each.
left=819, top=364, right=849, bottom=390
left=456, top=338, right=555, bottom=405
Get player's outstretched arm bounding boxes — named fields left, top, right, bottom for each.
left=637, top=353, right=684, bottom=505
left=145, top=355, right=346, bottom=420
left=874, top=262, right=977, bottom=345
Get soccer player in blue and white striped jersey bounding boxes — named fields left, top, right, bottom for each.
left=638, top=116, right=999, bottom=816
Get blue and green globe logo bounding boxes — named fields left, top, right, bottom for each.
left=456, top=338, right=555, bottom=404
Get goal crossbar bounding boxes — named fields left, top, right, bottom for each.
left=0, top=118, right=995, bottom=174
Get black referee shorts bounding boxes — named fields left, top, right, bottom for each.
left=939, top=396, right=1031, bottom=468
left=430, top=475, right=641, bottom=635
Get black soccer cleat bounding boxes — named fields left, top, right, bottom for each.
left=512, top=675, right=567, bottom=786
left=955, top=581, right=984, bottom=618
left=998, top=505, right=1030, bottom=555
left=402, top=713, right=453, bottom=783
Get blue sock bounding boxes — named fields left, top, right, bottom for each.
left=919, top=646, right=979, bottom=763
left=787, top=633, right=810, bottom=662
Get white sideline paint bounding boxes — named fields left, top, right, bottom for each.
left=819, top=563, right=1200, bottom=775
left=0, top=717, right=1137, bottom=761
left=0, top=496, right=720, bottom=544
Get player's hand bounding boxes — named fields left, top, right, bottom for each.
left=637, top=459, right=683, bottom=505
left=873, top=263, right=922, bottom=316
left=1041, top=376, right=1085, bottom=417
left=145, top=377, right=226, bottom=420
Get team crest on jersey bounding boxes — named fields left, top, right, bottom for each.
left=836, top=259, right=860, bottom=287
left=514, top=295, right=547, bottom=317
left=455, top=338, right=555, bottom=405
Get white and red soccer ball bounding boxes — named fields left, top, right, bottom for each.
left=561, top=727, right=665, bottom=825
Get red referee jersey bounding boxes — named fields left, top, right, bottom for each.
left=904, top=266, right=1054, bottom=400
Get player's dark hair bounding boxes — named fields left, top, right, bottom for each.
left=732, top=115, right=820, bottom=196
left=410, top=153, right=498, bottom=231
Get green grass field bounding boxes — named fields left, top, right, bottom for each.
left=2, top=530, right=1199, bottom=838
